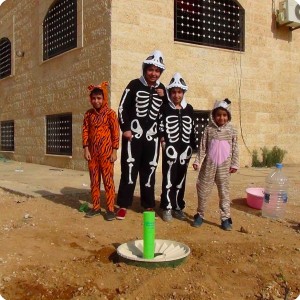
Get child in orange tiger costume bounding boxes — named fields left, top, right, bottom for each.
left=82, top=81, right=120, bottom=221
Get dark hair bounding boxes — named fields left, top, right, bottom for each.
left=142, top=64, right=163, bottom=75
left=89, top=88, right=104, bottom=98
left=212, top=107, right=229, bottom=118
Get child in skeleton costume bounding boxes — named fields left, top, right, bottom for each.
left=192, top=99, right=239, bottom=230
left=159, top=73, right=196, bottom=222
left=116, top=50, right=167, bottom=220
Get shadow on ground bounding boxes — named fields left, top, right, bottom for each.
left=231, top=197, right=261, bottom=217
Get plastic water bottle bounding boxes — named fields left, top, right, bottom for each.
left=262, top=163, right=288, bottom=219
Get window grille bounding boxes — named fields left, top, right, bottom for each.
left=193, top=110, right=210, bottom=151
left=175, top=0, right=245, bottom=51
left=1, top=120, right=14, bottom=151
left=0, top=38, right=11, bottom=79
left=43, top=0, right=77, bottom=60
left=46, top=113, right=72, bottom=155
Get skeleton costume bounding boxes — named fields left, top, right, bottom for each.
left=194, top=99, right=239, bottom=222
left=159, top=73, right=196, bottom=211
left=117, top=50, right=167, bottom=209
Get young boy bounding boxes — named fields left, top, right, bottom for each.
left=82, top=81, right=120, bottom=221
left=159, top=73, right=196, bottom=222
left=116, top=50, right=167, bottom=220
left=192, top=98, right=239, bottom=230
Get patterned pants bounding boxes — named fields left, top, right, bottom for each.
left=88, top=155, right=115, bottom=212
left=196, top=159, right=231, bottom=221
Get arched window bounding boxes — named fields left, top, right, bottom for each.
left=174, top=0, right=245, bottom=51
left=0, top=38, right=12, bottom=79
left=43, top=0, right=77, bottom=60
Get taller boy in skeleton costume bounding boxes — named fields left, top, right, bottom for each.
left=192, top=99, right=239, bottom=230
left=116, top=50, right=167, bottom=220
left=159, top=73, right=196, bottom=222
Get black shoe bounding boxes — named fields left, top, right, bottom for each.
left=84, top=209, right=101, bottom=218
left=221, top=218, right=232, bottom=231
left=173, top=210, right=186, bottom=220
left=106, top=210, right=116, bottom=221
left=192, top=213, right=203, bottom=227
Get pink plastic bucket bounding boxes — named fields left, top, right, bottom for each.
left=245, top=187, right=264, bottom=210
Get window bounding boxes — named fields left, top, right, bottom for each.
left=43, top=0, right=77, bottom=60
left=175, top=0, right=245, bottom=51
left=193, top=110, right=210, bottom=151
left=1, top=120, right=14, bottom=151
left=0, top=38, right=12, bottom=79
left=46, top=113, right=72, bottom=155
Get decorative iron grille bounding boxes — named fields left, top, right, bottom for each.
left=1, top=120, right=14, bottom=151
left=46, top=113, right=72, bottom=155
left=175, top=0, right=245, bottom=51
left=43, top=0, right=77, bottom=60
left=0, top=38, right=11, bottom=79
left=193, top=110, right=210, bottom=151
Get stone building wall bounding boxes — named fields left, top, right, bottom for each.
left=0, top=0, right=111, bottom=170
left=1, top=0, right=299, bottom=170
left=111, top=0, right=300, bottom=167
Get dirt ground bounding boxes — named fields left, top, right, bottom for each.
left=0, top=164, right=299, bottom=300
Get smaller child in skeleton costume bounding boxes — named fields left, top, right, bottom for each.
left=116, top=50, right=167, bottom=220
left=159, top=73, right=196, bottom=222
left=192, top=99, right=239, bottom=230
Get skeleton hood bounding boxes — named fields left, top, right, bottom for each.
left=166, top=73, right=188, bottom=109
left=87, top=81, right=109, bottom=109
left=142, top=50, right=165, bottom=73
left=211, top=98, right=232, bottom=121
left=167, top=72, right=188, bottom=92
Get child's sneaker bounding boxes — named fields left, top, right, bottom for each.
left=105, top=210, right=116, bottom=221
left=85, top=208, right=101, bottom=218
left=173, top=210, right=186, bottom=220
left=192, top=213, right=203, bottom=227
left=221, top=218, right=232, bottom=231
left=162, top=210, right=172, bottom=222
left=116, top=208, right=127, bottom=220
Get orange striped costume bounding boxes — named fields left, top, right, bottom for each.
left=82, top=82, right=120, bottom=212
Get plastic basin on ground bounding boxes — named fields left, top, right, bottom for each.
left=245, top=187, right=264, bottom=210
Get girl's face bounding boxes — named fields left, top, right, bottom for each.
left=144, top=65, right=162, bottom=86
left=213, top=108, right=229, bottom=126
left=90, top=93, right=103, bottom=110
left=169, top=88, right=184, bottom=106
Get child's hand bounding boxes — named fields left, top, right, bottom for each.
left=229, top=167, right=237, bottom=173
left=123, top=130, right=133, bottom=141
left=84, top=147, right=91, bottom=161
left=155, top=88, right=164, bottom=97
left=193, top=163, right=199, bottom=171
left=110, top=149, right=117, bottom=163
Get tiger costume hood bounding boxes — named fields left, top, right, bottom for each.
left=87, top=81, right=109, bottom=111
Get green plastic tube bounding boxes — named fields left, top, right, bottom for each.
left=143, top=211, right=155, bottom=259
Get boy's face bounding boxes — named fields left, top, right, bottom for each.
left=213, top=108, right=229, bottom=126
left=169, top=88, right=184, bottom=106
left=90, top=93, right=103, bottom=110
left=144, top=65, right=162, bottom=86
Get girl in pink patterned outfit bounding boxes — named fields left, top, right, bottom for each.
left=192, top=99, right=239, bottom=230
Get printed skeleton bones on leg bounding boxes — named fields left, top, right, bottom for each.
left=145, top=123, right=159, bottom=187
left=126, top=119, right=143, bottom=184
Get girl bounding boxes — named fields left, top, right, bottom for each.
left=192, top=99, right=239, bottom=230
